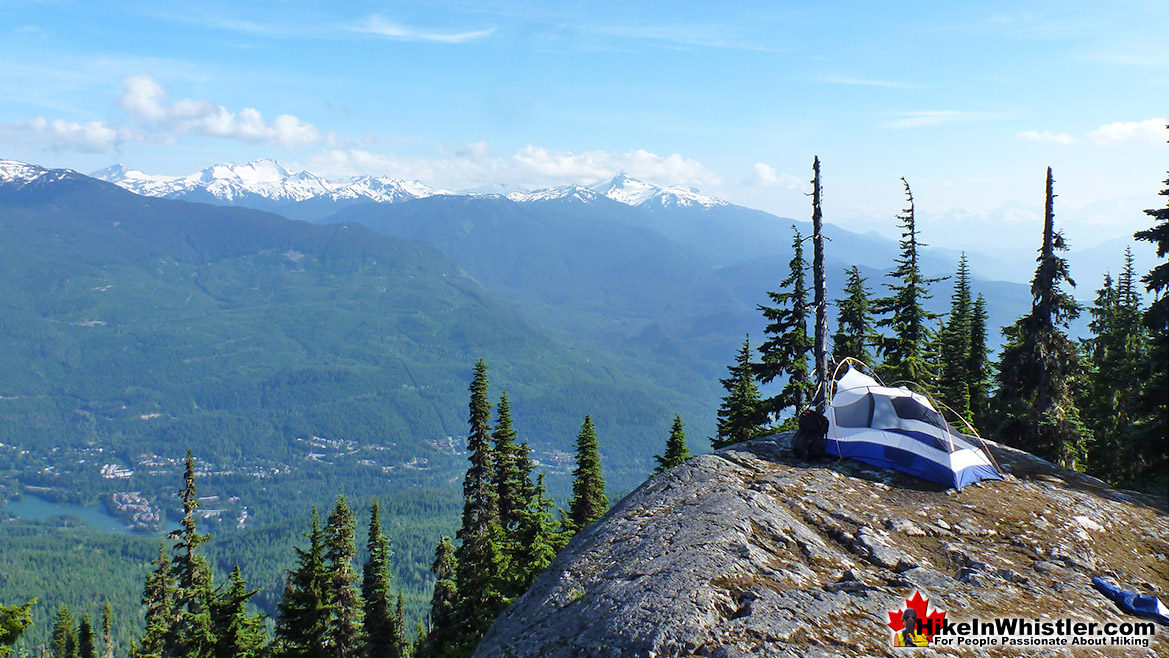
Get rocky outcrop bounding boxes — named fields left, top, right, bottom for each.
left=473, top=434, right=1168, bottom=657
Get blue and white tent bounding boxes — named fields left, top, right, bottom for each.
left=824, top=366, right=1002, bottom=489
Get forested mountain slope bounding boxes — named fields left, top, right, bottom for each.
left=325, top=194, right=1037, bottom=390
left=0, top=164, right=700, bottom=642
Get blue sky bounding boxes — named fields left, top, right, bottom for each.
left=0, top=0, right=1165, bottom=253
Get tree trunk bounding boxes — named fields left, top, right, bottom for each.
left=1036, top=167, right=1055, bottom=414
left=812, top=156, right=829, bottom=412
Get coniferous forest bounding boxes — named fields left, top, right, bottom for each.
left=710, top=159, right=1166, bottom=492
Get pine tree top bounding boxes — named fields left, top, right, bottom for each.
left=459, top=359, right=500, bottom=554
left=432, top=536, right=456, bottom=579
left=832, top=266, right=875, bottom=366
left=756, top=226, right=815, bottom=413
left=654, top=415, right=692, bottom=474
left=367, top=499, right=384, bottom=549
left=1028, top=167, right=1080, bottom=330
left=873, top=178, right=944, bottom=385
left=324, top=494, right=357, bottom=562
left=569, top=415, right=608, bottom=529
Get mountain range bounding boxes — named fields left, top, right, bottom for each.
left=1, top=157, right=698, bottom=475
left=93, top=159, right=1154, bottom=290
left=93, top=160, right=727, bottom=219
left=76, top=157, right=1067, bottom=379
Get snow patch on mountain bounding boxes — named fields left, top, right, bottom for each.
left=93, top=159, right=442, bottom=205
left=590, top=173, right=727, bottom=209
left=504, top=184, right=600, bottom=204
left=89, top=164, right=181, bottom=196
left=331, top=176, right=440, bottom=203
left=0, top=159, right=51, bottom=186
left=499, top=175, right=728, bottom=208
left=90, top=160, right=729, bottom=210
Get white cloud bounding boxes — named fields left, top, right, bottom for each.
left=0, top=116, right=133, bottom=152
left=818, top=75, right=921, bottom=89
left=745, top=162, right=805, bottom=190
left=2, top=75, right=322, bottom=153
left=885, top=111, right=996, bottom=129
left=1087, top=118, right=1167, bottom=146
left=512, top=146, right=720, bottom=187
left=352, top=16, right=493, bottom=43
left=303, top=144, right=721, bottom=192
left=1015, top=130, right=1076, bottom=144
left=459, top=140, right=494, bottom=159
left=118, top=74, right=320, bottom=147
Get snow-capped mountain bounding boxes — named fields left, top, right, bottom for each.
left=93, top=159, right=443, bottom=208
left=93, top=160, right=334, bottom=202
left=492, top=174, right=728, bottom=208
left=0, top=159, right=78, bottom=188
left=503, top=184, right=602, bottom=204
left=465, top=175, right=725, bottom=210
left=92, top=159, right=730, bottom=213
left=590, top=173, right=727, bottom=209
left=329, top=175, right=437, bottom=203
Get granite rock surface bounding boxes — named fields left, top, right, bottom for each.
left=473, top=434, right=1168, bottom=657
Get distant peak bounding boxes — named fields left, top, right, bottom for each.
left=505, top=183, right=600, bottom=204
left=0, top=159, right=51, bottom=186
left=91, top=163, right=130, bottom=178
left=588, top=174, right=726, bottom=208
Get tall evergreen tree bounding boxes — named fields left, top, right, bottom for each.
left=170, top=451, right=215, bottom=658
left=134, top=541, right=174, bottom=658
left=421, top=537, right=458, bottom=658
left=967, top=294, right=992, bottom=429
left=756, top=227, right=814, bottom=419
left=993, top=168, right=1089, bottom=467
left=276, top=507, right=330, bottom=658
left=873, top=178, right=943, bottom=386
left=453, top=360, right=505, bottom=646
left=50, top=607, right=75, bottom=658
left=212, top=567, right=267, bottom=658
left=832, top=266, right=875, bottom=366
left=1083, top=272, right=1127, bottom=478
left=324, top=495, right=363, bottom=658
left=568, top=415, right=608, bottom=531
left=491, top=391, right=524, bottom=534
left=653, top=415, right=692, bottom=474
left=507, top=437, right=557, bottom=596
left=513, top=439, right=537, bottom=520
left=392, top=596, right=407, bottom=658
left=77, top=616, right=94, bottom=658
left=712, top=336, right=767, bottom=449
left=515, top=472, right=559, bottom=590
left=1132, top=136, right=1169, bottom=488
left=362, top=501, right=403, bottom=658
left=937, top=254, right=974, bottom=421
left=100, top=601, right=113, bottom=658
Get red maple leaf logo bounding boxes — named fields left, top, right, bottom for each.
left=887, top=590, right=947, bottom=641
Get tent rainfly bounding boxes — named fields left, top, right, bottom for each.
left=825, top=366, right=1002, bottom=489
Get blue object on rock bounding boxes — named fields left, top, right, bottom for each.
left=1091, top=576, right=1169, bottom=625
